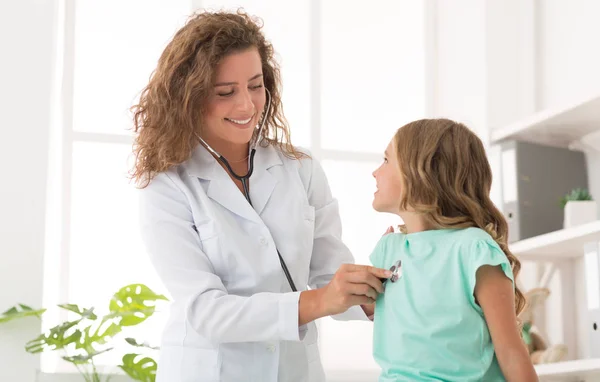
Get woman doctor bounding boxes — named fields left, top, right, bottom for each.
left=132, top=10, right=390, bottom=382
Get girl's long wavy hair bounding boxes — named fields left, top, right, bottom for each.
left=393, top=118, right=526, bottom=317
left=131, top=10, right=303, bottom=187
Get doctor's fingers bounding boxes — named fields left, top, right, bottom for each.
left=341, top=264, right=392, bottom=280
left=345, top=294, right=377, bottom=308
left=344, top=272, right=386, bottom=294
left=344, top=282, right=380, bottom=300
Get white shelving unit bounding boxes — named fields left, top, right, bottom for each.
left=507, top=222, right=600, bottom=381
left=493, top=94, right=600, bottom=381
left=535, top=358, right=600, bottom=382
left=490, top=93, right=600, bottom=147
left=510, top=220, right=600, bottom=261
left=509, top=223, right=600, bottom=381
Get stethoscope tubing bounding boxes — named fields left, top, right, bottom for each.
left=194, top=88, right=298, bottom=292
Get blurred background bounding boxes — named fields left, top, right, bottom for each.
left=2, top=0, right=600, bottom=381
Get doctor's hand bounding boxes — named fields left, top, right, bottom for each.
left=319, top=264, right=391, bottom=316
left=357, top=227, right=393, bottom=321
left=298, top=264, right=390, bottom=326
left=361, top=302, right=376, bottom=321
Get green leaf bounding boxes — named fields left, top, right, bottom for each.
left=25, top=320, right=82, bottom=353
left=119, top=353, right=157, bottom=382
left=109, top=284, right=168, bottom=327
left=58, top=304, right=98, bottom=320
left=521, top=322, right=532, bottom=345
left=0, top=304, right=46, bottom=324
left=76, top=320, right=122, bottom=353
left=561, top=187, right=593, bottom=208
left=125, top=337, right=160, bottom=350
left=62, top=347, right=113, bottom=364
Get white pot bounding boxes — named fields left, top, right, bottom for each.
left=563, top=200, right=597, bottom=229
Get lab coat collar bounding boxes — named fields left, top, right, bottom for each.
left=186, top=143, right=219, bottom=181
left=186, top=142, right=283, bottom=221
left=249, top=142, right=282, bottom=216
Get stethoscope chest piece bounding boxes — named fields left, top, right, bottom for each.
left=388, top=260, right=402, bottom=283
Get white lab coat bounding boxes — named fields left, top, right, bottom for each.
left=139, top=142, right=367, bottom=382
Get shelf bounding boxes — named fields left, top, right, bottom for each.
left=510, top=220, right=600, bottom=260
left=490, top=93, right=600, bottom=148
left=536, top=358, right=600, bottom=381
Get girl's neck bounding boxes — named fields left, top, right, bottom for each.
left=399, top=211, right=434, bottom=234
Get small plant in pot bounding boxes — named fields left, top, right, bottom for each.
left=560, top=188, right=597, bottom=228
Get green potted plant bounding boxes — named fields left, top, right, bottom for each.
left=0, top=283, right=167, bottom=382
left=560, top=188, right=596, bottom=228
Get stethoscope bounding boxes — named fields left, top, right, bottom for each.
left=380, top=260, right=402, bottom=286
left=195, top=88, right=298, bottom=292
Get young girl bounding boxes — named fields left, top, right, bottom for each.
left=369, top=119, right=538, bottom=381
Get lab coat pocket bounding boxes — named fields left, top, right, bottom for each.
left=196, top=221, right=236, bottom=282
left=306, top=341, right=326, bottom=382
left=156, top=346, right=221, bottom=382
left=303, top=324, right=320, bottom=364
left=301, top=205, right=316, bottom=255
left=306, top=341, right=320, bottom=363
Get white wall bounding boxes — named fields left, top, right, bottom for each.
left=0, top=1, right=58, bottom=381
left=433, top=0, right=536, bottom=138
left=432, top=0, right=486, bottom=134
left=538, top=0, right=600, bottom=110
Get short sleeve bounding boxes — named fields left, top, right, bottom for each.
left=369, top=235, right=390, bottom=269
left=468, top=239, right=515, bottom=309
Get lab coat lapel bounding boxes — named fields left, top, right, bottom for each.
left=187, top=144, right=261, bottom=223
left=206, top=171, right=260, bottom=223
left=249, top=144, right=282, bottom=216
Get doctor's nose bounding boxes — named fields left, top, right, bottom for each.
left=236, top=88, right=255, bottom=113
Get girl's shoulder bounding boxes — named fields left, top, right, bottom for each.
left=444, top=227, right=498, bottom=248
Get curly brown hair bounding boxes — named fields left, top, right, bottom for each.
left=393, top=118, right=526, bottom=317
left=131, top=10, right=302, bottom=187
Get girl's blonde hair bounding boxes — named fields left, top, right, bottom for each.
left=393, top=118, right=526, bottom=317
left=130, top=10, right=303, bottom=187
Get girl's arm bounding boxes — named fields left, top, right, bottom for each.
left=475, top=265, right=539, bottom=382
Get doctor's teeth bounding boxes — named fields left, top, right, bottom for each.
left=227, top=117, right=252, bottom=125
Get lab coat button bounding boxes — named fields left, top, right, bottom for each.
left=259, top=237, right=268, bottom=246
left=266, top=343, right=276, bottom=353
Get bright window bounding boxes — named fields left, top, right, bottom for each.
left=43, top=0, right=191, bottom=372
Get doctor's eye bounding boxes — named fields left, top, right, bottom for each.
left=217, top=89, right=235, bottom=97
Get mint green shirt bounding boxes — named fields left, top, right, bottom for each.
left=369, top=228, right=514, bottom=382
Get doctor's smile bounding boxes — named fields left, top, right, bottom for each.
left=224, top=114, right=255, bottom=127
